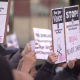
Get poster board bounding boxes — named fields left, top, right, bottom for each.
left=64, top=5, right=80, bottom=61
left=6, top=32, right=19, bottom=48
left=0, top=0, right=11, bottom=43
left=33, top=28, right=52, bottom=60
left=50, top=8, right=66, bottom=63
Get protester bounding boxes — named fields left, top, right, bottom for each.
left=8, top=43, right=31, bottom=69
left=34, top=51, right=78, bottom=80
left=17, top=51, right=37, bottom=75
left=1, top=42, right=80, bottom=80
left=0, top=56, right=13, bottom=80
left=34, top=52, right=57, bottom=80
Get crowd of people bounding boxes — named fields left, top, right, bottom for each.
left=0, top=43, right=80, bottom=80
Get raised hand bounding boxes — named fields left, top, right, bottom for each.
left=47, top=52, right=57, bottom=64
left=21, top=51, right=36, bottom=73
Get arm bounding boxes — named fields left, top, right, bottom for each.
left=53, top=65, right=72, bottom=80
left=52, top=58, right=78, bottom=80
left=8, top=49, right=22, bottom=69
left=35, top=61, right=54, bottom=80
left=35, top=52, right=57, bottom=80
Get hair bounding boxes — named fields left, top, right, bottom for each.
left=0, top=56, right=13, bottom=80
left=72, top=59, right=80, bottom=77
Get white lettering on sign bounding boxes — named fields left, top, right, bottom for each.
left=33, top=28, right=52, bottom=60
left=66, top=10, right=78, bottom=19
left=53, top=10, right=62, bottom=23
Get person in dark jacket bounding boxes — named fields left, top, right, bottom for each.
left=34, top=52, right=78, bottom=80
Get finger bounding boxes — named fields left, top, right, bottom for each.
left=50, top=45, right=52, bottom=47
left=28, top=46, right=31, bottom=50
left=50, top=48, right=53, bottom=51
left=23, top=50, right=32, bottom=57
left=73, top=58, right=78, bottom=62
left=27, top=43, right=30, bottom=46
left=35, top=47, right=38, bottom=49
left=29, top=51, right=36, bottom=56
left=35, top=43, right=38, bottom=45
left=51, top=55, right=57, bottom=58
left=49, top=52, right=54, bottom=56
left=51, top=52, right=56, bottom=56
left=21, top=58, right=24, bottom=61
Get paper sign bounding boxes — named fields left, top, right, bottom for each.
left=33, top=28, right=52, bottom=60
left=64, top=5, right=80, bottom=61
left=0, top=0, right=11, bottom=43
left=51, top=8, right=66, bottom=63
left=6, top=32, right=19, bottom=48
left=30, top=40, right=35, bottom=51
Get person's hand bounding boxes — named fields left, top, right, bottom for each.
left=17, top=58, right=24, bottom=70
left=50, top=45, right=53, bottom=51
left=30, top=67, right=37, bottom=78
left=21, top=51, right=36, bottom=73
left=47, top=52, right=57, bottom=64
left=68, top=58, right=78, bottom=69
left=35, top=43, right=38, bottom=49
left=21, top=43, right=31, bottom=56
left=13, top=70, right=34, bottom=80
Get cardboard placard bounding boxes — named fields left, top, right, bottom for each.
left=51, top=8, right=66, bottom=63
left=33, top=28, right=52, bottom=60
left=6, top=32, right=19, bottom=48
left=0, top=0, right=11, bottom=43
left=64, top=5, right=80, bottom=61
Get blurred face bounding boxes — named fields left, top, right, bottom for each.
left=29, top=67, right=37, bottom=78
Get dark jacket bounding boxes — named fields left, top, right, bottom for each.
left=35, top=61, right=78, bottom=80
left=8, top=48, right=23, bottom=69
left=35, top=61, right=55, bottom=80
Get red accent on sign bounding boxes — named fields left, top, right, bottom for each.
left=69, top=35, right=77, bottom=43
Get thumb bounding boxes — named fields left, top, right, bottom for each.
left=73, top=58, right=78, bottom=63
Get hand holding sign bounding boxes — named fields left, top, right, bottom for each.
left=68, top=58, right=78, bottom=69
left=47, top=52, right=57, bottom=64
left=21, top=43, right=32, bottom=56
left=21, top=51, right=36, bottom=73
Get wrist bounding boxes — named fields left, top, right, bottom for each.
left=21, top=66, right=30, bottom=73
left=64, top=65, right=72, bottom=73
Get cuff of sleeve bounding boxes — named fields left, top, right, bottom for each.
left=43, top=61, right=54, bottom=69
left=64, top=65, right=72, bottom=73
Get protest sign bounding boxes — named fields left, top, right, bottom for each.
left=64, top=5, right=80, bottom=61
left=33, top=28, right=52, bottom=60
left=51, top=8, right=66, bottom=63
left=0, top=0, right=11, bottom=43
left=6, top=32, right=19, bottom=48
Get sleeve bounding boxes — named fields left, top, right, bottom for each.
left=53, top=65, right=72, bottom=80
left=8, top=49, right=22, bottom=69
left=34, top=61, right=54, bottom=80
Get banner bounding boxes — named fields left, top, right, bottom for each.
left=0, top=0, right=11, bottom=43
left=6, top=32, right=19, bottom=48
left=33, top=28, right=52, bottom=60
left=51, top=8, right=66, bottom=63
left=64, top=5, right=80, bottom=61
